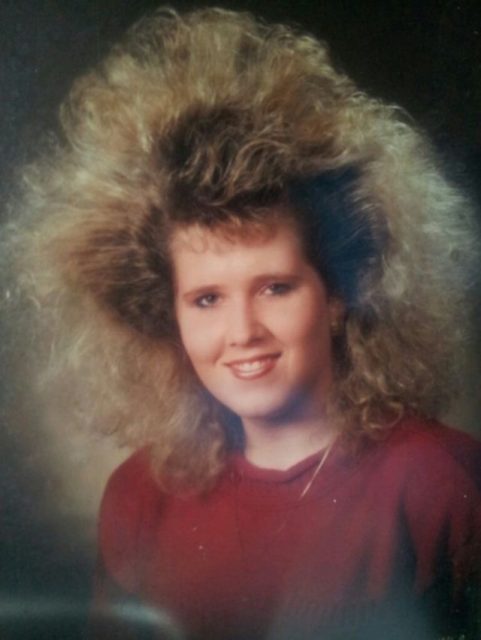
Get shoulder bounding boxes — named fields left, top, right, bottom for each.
left=377, top=418, right=481, bottom=548
left=379, top=416, right=481, bottom=488
left=100, top=448, right=160, bottom=529
left=97, top=448, right=162, bottom=590
left=361, top=417, right=481, bottom=532
left=102, top=447, right=158, bottom=501
left=392, top=419, right=481, bottom=587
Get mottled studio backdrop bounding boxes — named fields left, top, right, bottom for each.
left=1, top=1, right=480, bottom=638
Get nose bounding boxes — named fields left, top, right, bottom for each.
left=227, top=298, right=265, bottom=347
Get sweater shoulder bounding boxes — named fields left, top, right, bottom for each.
left=384, top=417, right=481, bottom=491
left=103, top=447, right=158, bottom=499
left=98, top=448, right=162, bottom=591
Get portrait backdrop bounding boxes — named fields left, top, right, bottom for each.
left=1, top=1, right=480, bottom=638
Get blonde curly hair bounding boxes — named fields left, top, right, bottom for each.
left=7, top=7, right=479, bottom=491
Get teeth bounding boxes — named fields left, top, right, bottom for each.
left=229, top=356, right=277, bottom=378
left=234, top=360, right=266, bottom=372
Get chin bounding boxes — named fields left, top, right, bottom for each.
left=223, top=391, right=309, bottom=424
left=220, top=399, right=284, bottom=423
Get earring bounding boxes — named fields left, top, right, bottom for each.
left=330, top=318, right=344, bottom=336
left=329, top=298, right=346, bottom=336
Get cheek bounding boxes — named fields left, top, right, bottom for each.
left=272, top=298, right=330, bottom=346
left=177, top=313, right=222, bottom=366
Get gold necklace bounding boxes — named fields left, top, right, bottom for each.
left=298, top=440, right=334, bottom=499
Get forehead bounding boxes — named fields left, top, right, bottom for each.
left=170, top=219, right=307, bottom=284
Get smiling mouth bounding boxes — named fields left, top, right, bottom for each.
left=226, top=354, right=280, bottom=380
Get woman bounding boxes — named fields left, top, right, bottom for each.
left=10, top=7, right=481, bottom=640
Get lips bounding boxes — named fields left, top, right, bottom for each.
left=225, top=354, right=280, bottom=380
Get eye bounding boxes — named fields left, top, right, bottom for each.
left=264, top=282, right=293, bottom=296
left=193, top=293, right=219, bottom=308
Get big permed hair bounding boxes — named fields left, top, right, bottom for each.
left=8, top=8, right=479, bottom=491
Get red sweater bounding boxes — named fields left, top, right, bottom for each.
left=92, top=418, right=481, bottom=639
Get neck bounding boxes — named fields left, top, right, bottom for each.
left=241, top=412, right=337, bottom=470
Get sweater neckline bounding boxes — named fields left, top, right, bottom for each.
left=227, top=440, right=363, bottom=509
left=230, top=446, right=338, bottom=484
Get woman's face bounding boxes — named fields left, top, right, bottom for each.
left=172, top=218, right=342, bottom=424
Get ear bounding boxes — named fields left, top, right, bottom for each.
left=328, top=297, right=346, bottom=336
